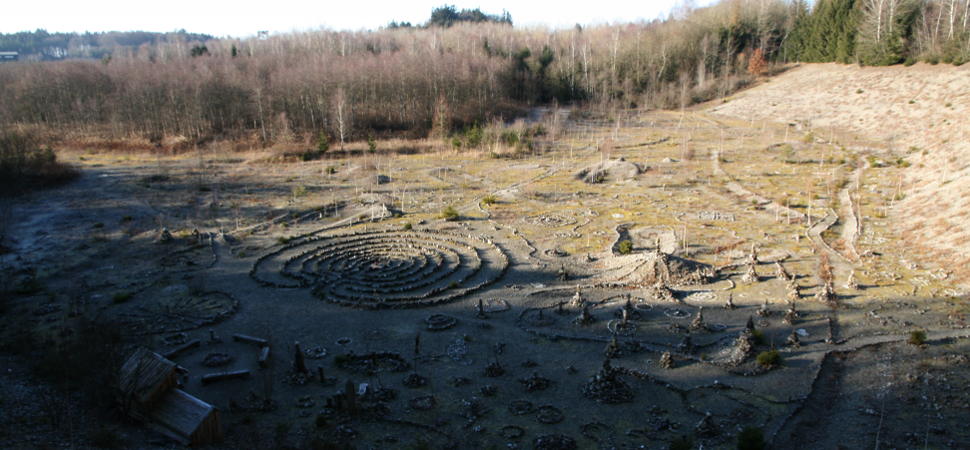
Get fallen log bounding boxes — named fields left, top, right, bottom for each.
left=232, top=334, right=268, bottom=346
left=201, top=370, right=250, bottom=384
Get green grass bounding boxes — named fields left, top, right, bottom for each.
left=617, top=240, right=633, bottom=254
left=908, top=329, right=927, bottom=346
left=481, top=194, right=498, bottom=206
left=756, top=350, right=782, bottom=368
left=441, top=205, right=460, bottom=221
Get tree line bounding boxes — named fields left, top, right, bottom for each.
left=784, top=0, right=970, bottom=65
left=0, top=29, right=214, bottom=61
left=0, top=1, right=966, bottom=151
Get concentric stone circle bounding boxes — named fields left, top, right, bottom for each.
left=251, top=228, right=509, bottom=309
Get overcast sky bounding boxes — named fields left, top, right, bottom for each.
left=3, top=0, right=718, bottom=37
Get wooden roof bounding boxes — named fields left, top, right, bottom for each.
left=119, top=347, right=178, bottom=406
left=150, top=388, right=221, bottom=445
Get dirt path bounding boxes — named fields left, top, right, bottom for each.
left=836, top=160, right=866, bottom=262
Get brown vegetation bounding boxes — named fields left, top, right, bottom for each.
left=0, top=129, right=77, bottom=196
left=0, top=1, right=802, bottom=149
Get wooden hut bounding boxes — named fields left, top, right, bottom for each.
left=119, top=348, right=222, bottom=446
left=119, top=347, right=178, bottom=409
left=148, top=388, right=222, bottom=446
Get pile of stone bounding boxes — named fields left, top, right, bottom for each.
left=582, top=359, right=634, bottom=404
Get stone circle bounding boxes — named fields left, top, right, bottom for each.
left=251, top=229, right=509, bottom=309
left=536, top=405, right=565, bottom=424
left=115, top=291, right=237, bottom=336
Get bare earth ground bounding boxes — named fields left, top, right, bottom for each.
left=712, top=62, right=970, bottom=286
left=1, top=65, right=970, bottom=449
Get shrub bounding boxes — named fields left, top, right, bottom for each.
left=301, top=150, right=323, bottom=161
left=737, top=426, right=766, bottom=450
left=367, top=136, right=377, bottom=153
left=440, top=206, right=459, bottom=221
left=756, top=350, right=782, bottom=368
left=481, top=195, right=498, bottom=206
left=751, top=329, right=767, bottom=345
left=402, top=222, right=413, bottom=231
left=0, top=130, right=78, bottom=196
left=908, top=330, right=926, bottom=346
left=317, top=131, right=330, bottom=153
left=112, top=291, right=133, bottom=303
left=617, top=240, right=634, bottom=255
left=464, top=125, right=483, bottom=148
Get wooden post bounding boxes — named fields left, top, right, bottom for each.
left=294, top=341, right=308, bottom=373
left=258, top=346, right=271, bottom=368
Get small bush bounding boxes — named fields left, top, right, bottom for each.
left=481, top=195, right=498, bottom=206
left=440, top=206, right=459, bottom=221
left=112, top=291, right=133, bottom=303
left=0, top=130, right=78, bottom=196
left=317, top=131, right=330, bottom=153
left=301, top=150, right=324, bottom=161
left=617, top=240, right=634, bottom=255
left=756, top=350, right=782, bottom=368
left=325, top=166, right=337, bottom=174
left=367, top=136, right=377, bottom=153
left=402, top=222, right=413, bottom=231
left=908, top=329, right=927, bottom=346
left=752, top=329, right=766, bottom=345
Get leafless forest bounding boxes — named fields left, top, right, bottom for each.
left=0, top=0, right=966, bottom=152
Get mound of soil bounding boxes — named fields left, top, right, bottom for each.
left=632, top=251, right=715, bottom=286
left=577, top=158, right=644, bottom=184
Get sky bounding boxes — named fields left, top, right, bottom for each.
left=3, top=0, right=718, bottom=38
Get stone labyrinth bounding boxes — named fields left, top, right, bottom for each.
left=251, top=228, right=509, bottom=308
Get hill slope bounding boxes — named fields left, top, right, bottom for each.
left=712, top=63, right=970, bottom=286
